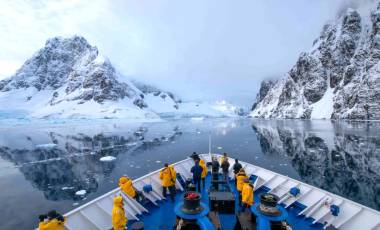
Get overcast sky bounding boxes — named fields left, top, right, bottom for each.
left=0, top=0, right=350, bottom=107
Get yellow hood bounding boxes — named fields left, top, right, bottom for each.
left=114, top=196, right=123, bottom=206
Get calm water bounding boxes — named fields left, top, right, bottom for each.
left=0, top=119, right=379, bottom=229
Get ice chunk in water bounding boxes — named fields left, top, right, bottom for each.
left=99, top=156, right=116, bottom=162
left=36, top=143, right=57, bottom=149
left=191, top=117, right=204, bottom=121
left=75, top=190, right=86, bottom=196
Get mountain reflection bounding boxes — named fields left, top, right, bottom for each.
left=0, top=126, right=182, bottom=201
left=252, top=121, right=380, bottom=210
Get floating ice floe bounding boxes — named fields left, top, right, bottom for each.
left=36, top=143, right=57, bottom=149
left=99, top=156, right=116, bottom=162
left=61, top=186, right=74, bottom=190
left=191, top=117, right=204, bottom=121
left=156, top=160, right=161, bottom=163
left=217, top=146, right=223, bottom=150
left=75, top=190, right=86, bottom=196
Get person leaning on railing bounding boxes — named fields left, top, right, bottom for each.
left=38, top=210, right=66, bottom=230
left=118, top=176, right=144, bottom=202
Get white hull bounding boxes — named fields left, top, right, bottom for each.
left=56, top=154, right=380, bottom=230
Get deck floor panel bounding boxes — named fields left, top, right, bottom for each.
left=127, top=174, right=325, bottom=230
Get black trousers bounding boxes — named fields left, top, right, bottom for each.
left=162, top=185, right=175, bottom=201
left=194, top=178, right=202, bottom=193
left=238, top=192, right=242, bottom=206
left=241, top=204, right=250, bottom=212
left=223, top=171, right=229, bottom=182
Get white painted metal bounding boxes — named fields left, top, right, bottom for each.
left=202, top=154, right=380, bottom=230
left=44, top=154, right=379, bottom=230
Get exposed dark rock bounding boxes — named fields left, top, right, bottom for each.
left=251, top=80, right=274, bottom=111
left=252, top=5, right=379, bottom=120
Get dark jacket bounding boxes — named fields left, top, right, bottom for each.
left=191, top=163, right=203, bottom=181
left=233, top=162, right=242, bottom=174
left=211, top=160, right=220, bottom=173
left=221, top=160, right=230, bottom=173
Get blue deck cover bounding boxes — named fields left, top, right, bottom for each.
left=127, top=174, right=325, bottom=230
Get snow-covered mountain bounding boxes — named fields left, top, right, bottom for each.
left=0, top=36, right=242, bottom=119
left=251, top=2, right=380, bottom=120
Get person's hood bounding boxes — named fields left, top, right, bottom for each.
left=114, top=196, right=123, bottom=206
left=119, top=177, right=128, bottom=185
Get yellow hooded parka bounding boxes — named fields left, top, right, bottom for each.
left=200, top=159, right=208, bottom=178
left=119, top=176, right=136, bottom=198
left=241, top=182, right=254, bottom=206
left=159, top=165, right=176, bottom=187
left=236, top=169, right=248, bottom=192
left=112, top=196, right=127, bottom=230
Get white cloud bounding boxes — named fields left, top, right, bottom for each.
left=0, top=0, right=347, bottom=106
left=0, top=60, right=22, bottom=80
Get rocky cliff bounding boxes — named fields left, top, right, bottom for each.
left=251, top=2, right=380, bottom=120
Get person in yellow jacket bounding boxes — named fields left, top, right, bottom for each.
left=220, top=152, right=228, bottom=164
left=199, top=159, right=208, bottom=188
left=241, top=178, right=254, bottom=211
left=38, top=210, right=66, bottom=230
left=236, top=168, right=248, bottom=205
left=112, top=196, right=127, bottom=230
left=159, top=163, right=176, bottom=201
left=119, top=176, right=136, bottom=198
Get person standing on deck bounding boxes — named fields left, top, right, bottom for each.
left=112, top=196, right=127, bottom=230
left=236, top=168, right=248, bottom=205
left=220, top=152, right=228, bottom=164
left=232, top=159, right=242, bottom=186
left=159, top=163, right=177, bottom=201
left=211, top=156, right=220, bottom=174
left=241, top=178, right=254, bottom=212
left=191, top=159, right=203, bottom=192
left=190, top=152, right=200, bottom=161
left=199, top=159, right=208, bottom=188
left=211, top=156, right=220, bottom=184
left=221, top=157, right=230, bottom=182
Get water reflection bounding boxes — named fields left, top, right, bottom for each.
left=0, top=119, right=379, bottom=230
left=0, top=126, right=182, bottom=201
left=252, top=120, right=380, bottom=210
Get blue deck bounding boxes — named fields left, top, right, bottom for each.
left=128, top=174, right=325, bottom=230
